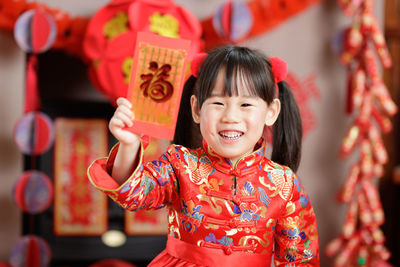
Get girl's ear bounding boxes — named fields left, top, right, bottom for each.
left=190, top=95, right=200, bottom=124
left=265, top=98, right=281, bottom=126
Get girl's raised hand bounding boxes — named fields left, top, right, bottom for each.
left=109, top=97, right=140, bottom=146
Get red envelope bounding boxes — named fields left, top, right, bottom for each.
left=127, top=32, right=191, bottom=140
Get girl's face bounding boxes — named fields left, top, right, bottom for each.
left=191, top=70, right=280, bottom=165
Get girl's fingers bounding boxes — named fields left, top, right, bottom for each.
left=114, top=110, right=133, bottom=127
left=116, top=97, right=132, bottom=109
left=109, top=117, right=125, bottom=129
left=117, top=105, right=135, bottom=120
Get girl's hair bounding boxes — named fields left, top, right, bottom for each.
left=174, top=45, right=302, bottom=171
left=173, top=75, right=202, bottom=149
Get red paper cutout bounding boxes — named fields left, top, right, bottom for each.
left=286, top=72, right=320, bottom=138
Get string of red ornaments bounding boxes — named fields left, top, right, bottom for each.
left=326, top=0, right=397, bottom=266
left=10, top=8, right=56, bottom=267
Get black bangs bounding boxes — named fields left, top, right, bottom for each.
left=194, top=45, right=276, bottom=108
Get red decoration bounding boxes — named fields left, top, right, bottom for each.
left=269, top=57, right=288, bottom=83
left=0, top=0, right=323, bottom=106
left=54, top=118, right=108, bottom=236
left=212, top=1, right=253, bottom=42
left=286, top=72, right=320, bottom=138
left=24, top=56, right=41, bottom=113
left=0, top=0, right=323, bottom=55
left=13, top=10, right=57, bottom=53
left=13, top=9, right=57, bottom=116
left=13, top=170, right=53, bottom=214
left=126, top=32, right=191, bottom=140
left=9, top=235, right=51, bottom=267
left=83, top=0, right=202, bottom=105
left=13, top=112, right=55, bottom=156
left=202, top=0, right=322, bottom=49
left=0, top=0, right=89, bottom=57
left=83, top=0, right=136, bottom=103
left=190, top=52, right=207, bottom=77
left=326, top=0, right=396, bottom=266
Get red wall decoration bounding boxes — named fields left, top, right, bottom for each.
left=326, top=0, right=396, bottom=266
left=0, top=0, right=322, bottom=56
left=54, top=118, right=109, bottom=236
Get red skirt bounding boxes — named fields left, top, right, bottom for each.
left=148, top=236, right=270, bottom=267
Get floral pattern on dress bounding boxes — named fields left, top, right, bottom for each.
left=88, top=139, right=319, bottom=266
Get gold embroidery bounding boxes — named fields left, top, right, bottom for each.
left=199, top=178, right=220, bottom=193
left=284, top=201, right=296, bottom=216
left=259, top=206, right=267, bottom=218
left=169, top=225, right=180, bottom=239
left=196, top=195, right=222, bottom=214
left=168, top=207, right=180, bottom=226
left=259, top=170, right=293, bottom=201
left=266, top=218, right=276, bottom=228
left=203, top=224, right=220, bottom=230
left=225, top=229, right=238, bottom=236
left=239, top=235, right=269, bottom=248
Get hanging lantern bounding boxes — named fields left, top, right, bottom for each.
left=14, top=9, right=57, bottom=53
left=13, top=112, right=55, bottom=155
left=9, top=235, right=51, bottom=267
left=83, top=0, right=136, bottom=104
left=83, top=0, right=202, bottom=105
left=212, top=1, right=253, bottom=42
left=13, top=170, right=53, bottom=214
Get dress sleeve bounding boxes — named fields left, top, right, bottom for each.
left=274, top=169, right=320, bottom=266
left=87, top=142, right=179, bottom=211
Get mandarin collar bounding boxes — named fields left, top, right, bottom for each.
left=201, top=138, right=266, bottom=175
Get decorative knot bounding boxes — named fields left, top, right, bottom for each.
left=223, top=245, right=233, bottom=255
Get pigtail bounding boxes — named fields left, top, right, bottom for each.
left=271, top=81, right=303, bottom=172
left=173, top=75, right=202, bottom=149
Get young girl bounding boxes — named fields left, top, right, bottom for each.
left=88, top=45, right=319, bottom=266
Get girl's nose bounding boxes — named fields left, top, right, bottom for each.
left=222, top=105, right=240, bottom=123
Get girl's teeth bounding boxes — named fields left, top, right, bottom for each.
left=219, top=132, right=243, bottom=139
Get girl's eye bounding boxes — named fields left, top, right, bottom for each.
left=213, top=102, right=224, bottom=105
left=241, top=103, right=252, bottom=107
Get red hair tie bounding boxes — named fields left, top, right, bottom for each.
left=190, top=52, right=208, bottom=78
left=269, top=57, right=287, bottom=97
left=270, top=57, right=287, bottom=83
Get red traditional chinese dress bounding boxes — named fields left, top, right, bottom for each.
left=88, top=139, right=319, bottom=266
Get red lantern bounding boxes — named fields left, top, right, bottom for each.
left=14, top=9, right=57, bottom=53
left=83, top=0, right=202, bottom=105
left=83, top=0, right=137, bottom=104
left=212, top=1, right=253, bottom=42
left=9, top=235, right=51, bottom=267
left=13, top=112, right=55, bottom=155
left=13, top=170, right=53, bottom=214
